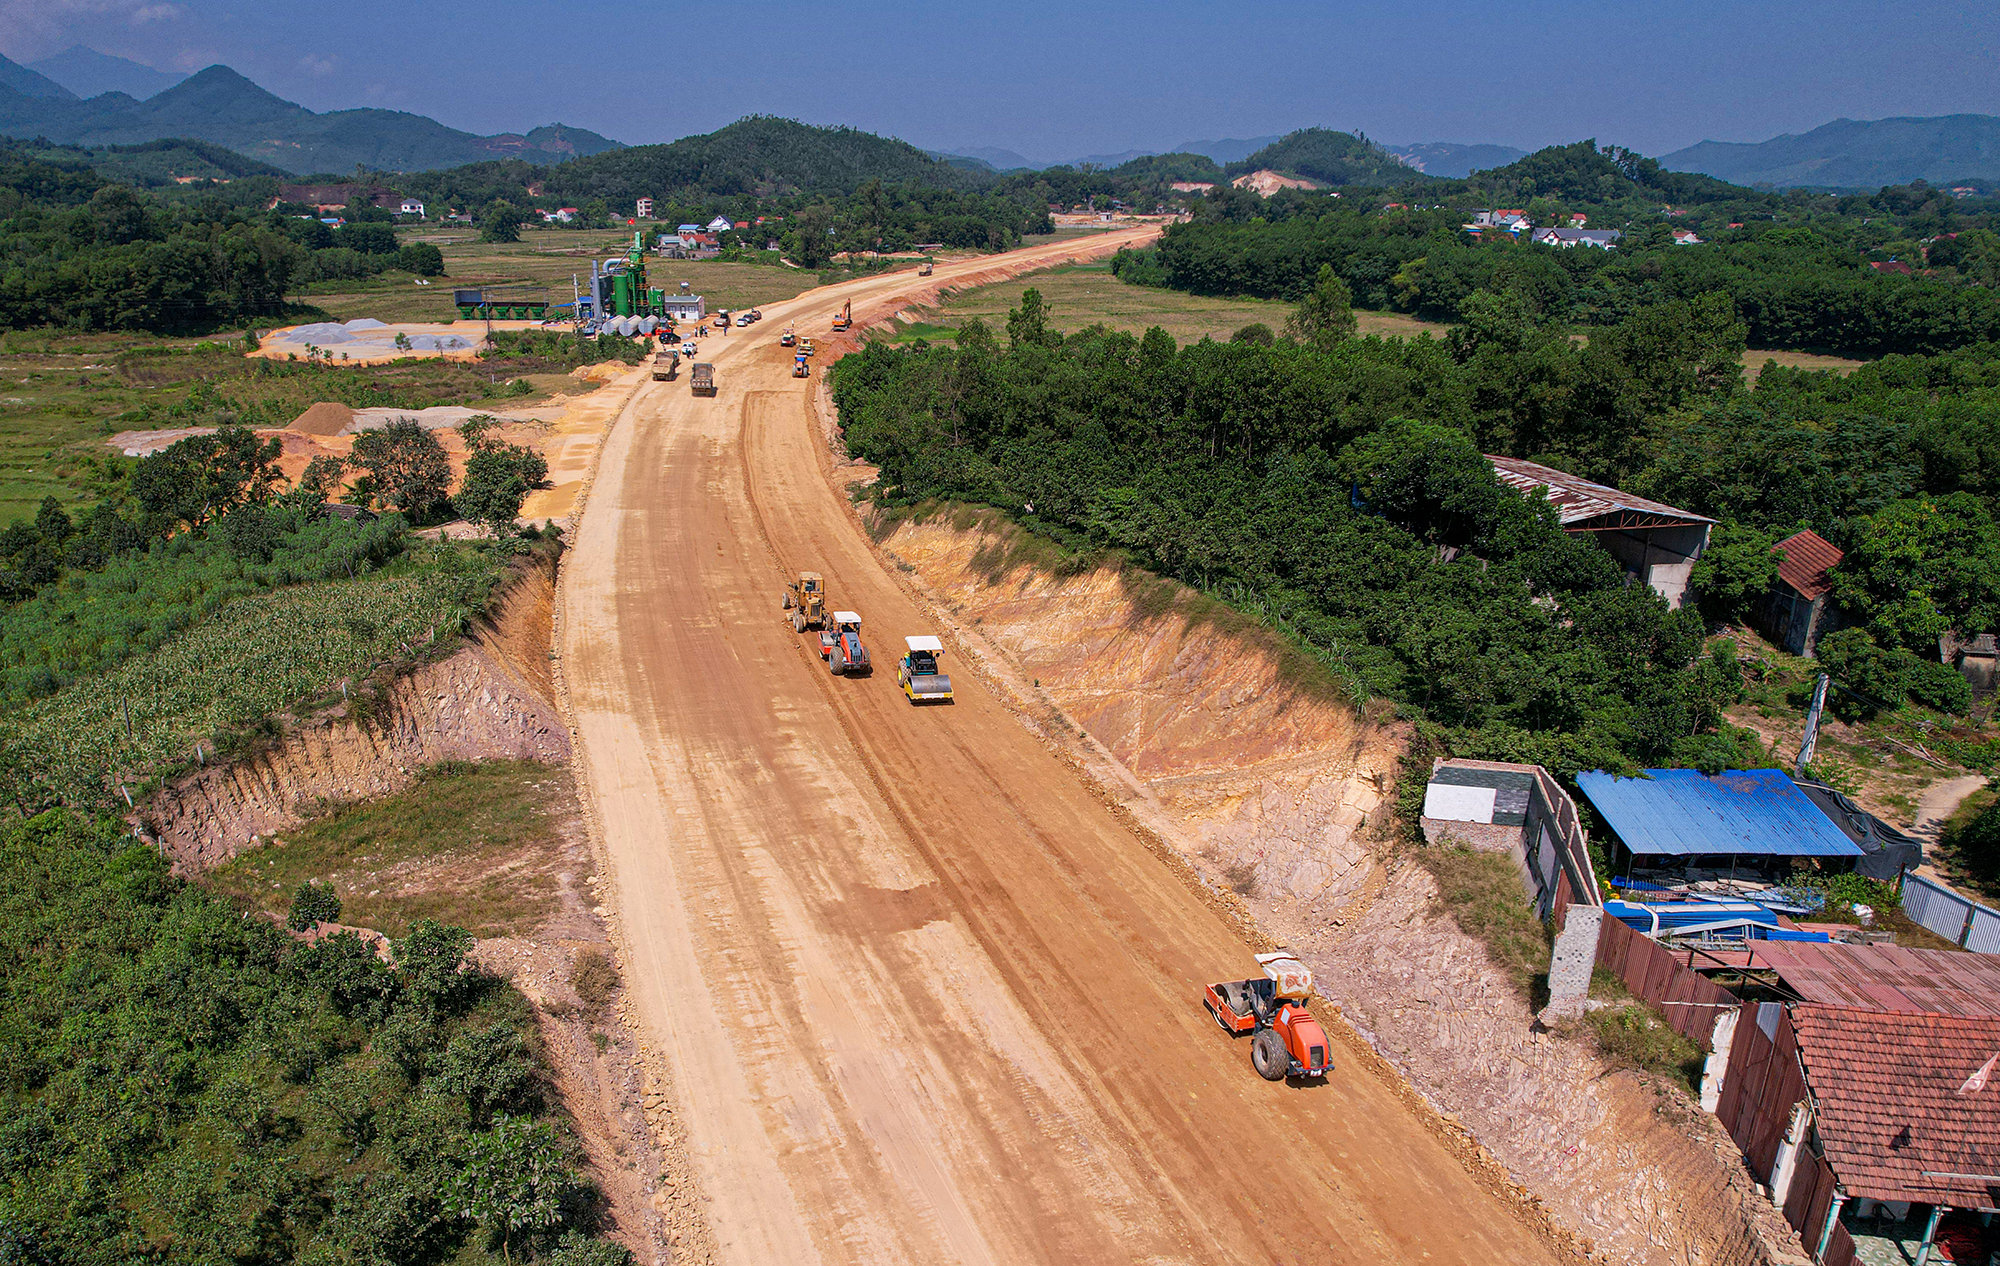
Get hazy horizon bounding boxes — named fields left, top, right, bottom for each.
left=4, top=0, right=1997, bottom=160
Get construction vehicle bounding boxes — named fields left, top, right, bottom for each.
left=898, top=636, right=953, bottom=704
left=800, top=338, right=816, bottom=357
left=825, top=611, right=870, bottom=676
left=690, top=362, right=715, bottom=396
left=793, top=354, right=809, bottom=378
left=831, top=301, right=852, bottom=332
left=1203, top=952, right=1333, bottom=1082
left=651, top=350, right=680, bottom=381
left=780, top=327, right=795, bottom=347
left=783, top=572, right=827, bottom=632
left=918, top=259, right=933, bottom=276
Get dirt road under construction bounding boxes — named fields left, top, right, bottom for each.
left=560, top=230, right=1563, bottom=1266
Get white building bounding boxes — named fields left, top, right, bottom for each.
left=636, top=197, right=654, bottom=219
left=705, top=215, right=734, bottom=234
left=398, top=199, right=425, bottom=218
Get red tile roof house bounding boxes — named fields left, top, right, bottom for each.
left=1761, top=529, right=1845, bottom=656
left=1759, top=1006, right=2000, bottom=1265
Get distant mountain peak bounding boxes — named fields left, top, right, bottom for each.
left=27, top=46, right=186, bottom=101
left=1660, top=114, right=2000, bottom=189
left=0, top=54, right=79, bottom=102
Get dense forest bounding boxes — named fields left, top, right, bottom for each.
left=1115, top=143, right=2000, bottom=358
left=833, top=283, right=2000, bottom=772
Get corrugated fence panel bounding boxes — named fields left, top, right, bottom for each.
left=1902, top=873, right=1974, bottom=945
left=1966, top=906, right=2000, bottom=955
left=1717, top=1003, right=1804, bottom=1181
left=1594, top=915, right=1738, bottom=1050
left=1822, top=1221, right=1857, bottom=1266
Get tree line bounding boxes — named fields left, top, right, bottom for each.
left=832, top=284, right=2000, bottom=771
left=0, top=145, right=443, bottom=333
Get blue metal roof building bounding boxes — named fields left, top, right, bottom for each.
left=1576, top=768, right=1863, bottom=861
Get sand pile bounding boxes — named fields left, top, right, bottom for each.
left=288, top=402, right=355, bottom=436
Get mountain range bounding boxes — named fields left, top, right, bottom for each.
left=936, top=135, right=1523, bottom=179
left=1661, top=115, right=2000, bottom=188
left=28, top=47, right=187, bottom=101
left=0, top=57, right=622, bottom=175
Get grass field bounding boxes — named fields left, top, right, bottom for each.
left=1742, top=348, right=1868, bottom=382
left=208, top=759, right=570, bottom=938
left=874, top=259, right=1452, bottom=348
left=297, top=226, right=824, bottom=323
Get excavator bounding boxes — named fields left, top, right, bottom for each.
left=1203, top=952, right=1334, bottom=1081
left=831, top=300, right=852, bottom=332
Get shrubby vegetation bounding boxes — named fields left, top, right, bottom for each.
left=0, top=810, right=623, bottom=1262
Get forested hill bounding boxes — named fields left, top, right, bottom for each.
left=0, top=64, right=623, bottom=175
left=537, top=117, right=990, bottom=202
left=1226, top=128, right=1421, bottom=186
left=1662, top=115, right=2000, bottom=189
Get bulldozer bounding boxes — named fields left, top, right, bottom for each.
left=1204, top=953, right=1333, bottom=1081
left=782, top=571, right=828, bottom=632
left=831, top=300, right=852, bottom=332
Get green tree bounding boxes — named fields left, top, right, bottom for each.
left=349, top=419, right=453, bottom=517
left=1284, top=263, right=1356, bottom=348
left=479, top=200, right=525, bottom=244
left=287, top=879, right=342, bottom=931
left=1691, top=522, right=1782, bottom=625
left=1006, top=287, right=1053, bottom=349
left=453, top=420, right=548, bottom=535
left=130, top=426, right=284, bottom=531
left=1830, top=496, right=2000, bottom=653
left=442, top=1115, right=576, bottom=1259
left=295, top=454, right=347, bottom=503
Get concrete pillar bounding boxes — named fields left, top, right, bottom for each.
left=1771, top=1100, right=1809, bottom=1208
left=1700, top=1004, right=1742, bottom=1113
left=1539, top=904, right=1604, bottom=1024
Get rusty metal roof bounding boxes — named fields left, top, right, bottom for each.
left=1487, top=456, right=1713, bottom=531
left=1773, top=529, right=1843, bottom=601
left=1792, top=1004, right=2000, bottom=1205
left=1757, top=942, right=2000, bottom=1017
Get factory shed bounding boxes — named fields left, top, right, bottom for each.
left=1488, top=456, right=1713, bottom=607
left=1756, top=942, right=2000, bottom=1017
left=1577, top=768, right=1863, bottom=873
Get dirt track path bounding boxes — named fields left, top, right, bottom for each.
left=560, top=232, right=1562, bottom=1265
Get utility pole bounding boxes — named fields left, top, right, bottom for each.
left=1796, top=672, right=1830, bottom=773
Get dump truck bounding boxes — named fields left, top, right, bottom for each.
left=898, top=636, right=953, bottom=704
left=831, top=301, right=851, bottom=332
left=690, top=362, right=715, bottom=396
left=780, top=327, right=795, bottom=347
left=825, top=611, right=870, bottom=676
left=783, top=571, right=827, bottom=632
left=651, top=350, right=680, bottom=381
left=1203, top=952, right=1333, bottom=1082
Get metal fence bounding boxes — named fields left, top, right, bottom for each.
left=1902, top=872, right=2000, bottom=952
left=1594, top=915, right=1741, bottom=1051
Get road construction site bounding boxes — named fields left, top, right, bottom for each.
left=557, top=229, right=1568, bottom=1265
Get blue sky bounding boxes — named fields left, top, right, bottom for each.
left=4, top=0, right=1997, bottom=158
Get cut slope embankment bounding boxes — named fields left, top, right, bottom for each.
left=866, top=511, right=1801, bottom=1266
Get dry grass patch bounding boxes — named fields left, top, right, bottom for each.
left=1417, top=842, right=1552, bottom=1001
left=209, top=759, right=571, bottom=938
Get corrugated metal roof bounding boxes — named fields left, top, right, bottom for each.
left=1576, top=768, right=1863, bottom=858
left=1773, top=529, right=1843, bottom=600
left=1488, top=456, right=1714, bottom=530
left=1758, top=942, right=2000, bottom=1017
left=1792, top=1004, right=2000, bottom=1204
